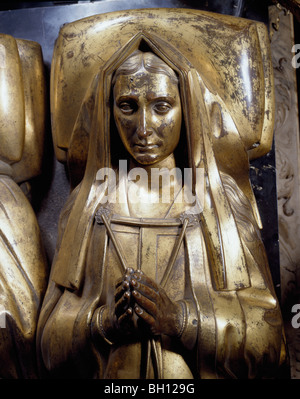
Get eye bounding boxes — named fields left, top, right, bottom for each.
left=153, top=102, right=172, bottom=115
left=118, top=101, right=137, bottom=115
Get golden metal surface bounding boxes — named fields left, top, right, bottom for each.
left=50, top=9, right=274, bottom=163
left=37, top=9, right=286, bottom=379
left=12, top=38, right=46, bottom=183
left=0, top=176, right=48, bottom=378
left=0, top=34, right=46, bottom=183
left=0, top=34, right=48, bottom=378
left=0, top=34, right=24, bottom=164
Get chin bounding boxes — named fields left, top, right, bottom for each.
left=134, top=154, right=158, bottom=166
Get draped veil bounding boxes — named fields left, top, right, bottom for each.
left=37, top=10, right=286, bottom=378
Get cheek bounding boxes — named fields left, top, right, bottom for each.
left=114, top=112, right=134, bottom=141
left=114, top=109, right=129, bottom=130
left=158, top=111, right=181, bottom=147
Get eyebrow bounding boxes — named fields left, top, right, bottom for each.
left=115, top=93, right=176, bottom=104
left=115, top=94, right=139, bottom=103
left=147, top=94, right=176, bottom=104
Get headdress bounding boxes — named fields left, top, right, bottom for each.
left=50, top=9, right=274, bottom=291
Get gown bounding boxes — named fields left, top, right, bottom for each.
left=37, top=175, right=286, bottom=379
left=0, top=174, right=47, bottom=378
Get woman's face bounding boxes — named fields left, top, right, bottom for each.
left=113, top=68, right=182, bottom=166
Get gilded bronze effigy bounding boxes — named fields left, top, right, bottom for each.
left=0, top=34, right=48, bottom=378
left=36, top=9, right=287, bottom=379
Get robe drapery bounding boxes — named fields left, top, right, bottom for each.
left=37, top=174, right=286, bottom=379
left=37, top=25, right=286, bottom=378
left=0, top=175, right=47, bottom=378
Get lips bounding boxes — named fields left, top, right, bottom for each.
left=133, top=143, right=159, bottom=152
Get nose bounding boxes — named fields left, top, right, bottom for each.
left=135, top=107, right=153, bottom=139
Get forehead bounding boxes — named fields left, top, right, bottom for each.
left=113, top=70, right=179, bottom=98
